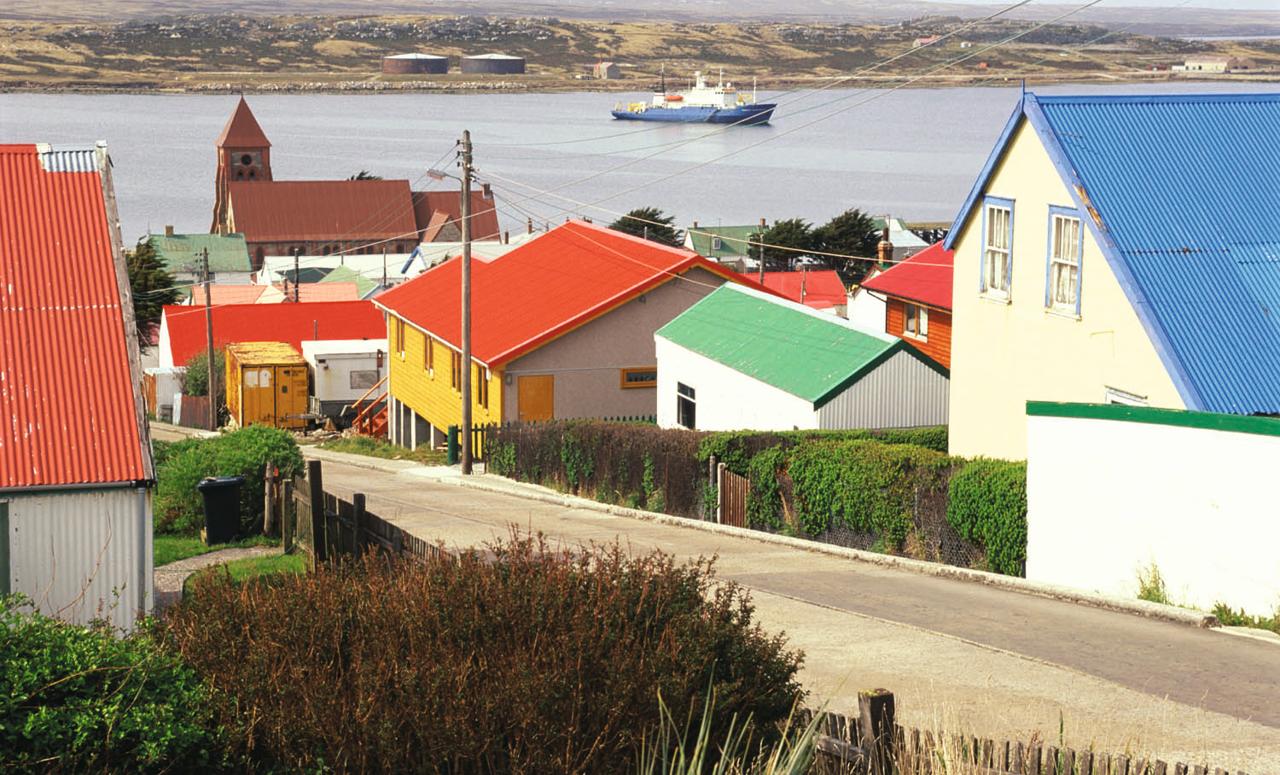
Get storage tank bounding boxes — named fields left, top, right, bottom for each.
left=225, top=341, right=310, bottom=430
left=381, top=53, right=449, bottom=75
left=461, top=53, right=526, bottom=75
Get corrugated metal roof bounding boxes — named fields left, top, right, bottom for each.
left=686, top=225, right=758, bottom=258
left=227, top=180, right=418, bottom=243
left=749, top=270, right=849, bottom=310
left=0, top=143, right=149, bottom=489
left=227, top=341, right=306, bottom=366
left=149, top=232, right=252, bottom=273
left=216, top=97, right=271, bottom=149
left=1032, top=93, right=1280, bottom=414
left=411, top=190, right=501, bottom=242
left=860, top=242, right=954, bottom=310
left=656, top=284, right=903, bottom=405
left=36, top=143, right=101, bottom=173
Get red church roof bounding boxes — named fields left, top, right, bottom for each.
left=0, top=143, right=149, bottom=489
left=750, top=270, right=848, bottom=310
left=227, top=180, right=418, bottom=243
left=217, top=97, right=271, bottom=149
left=161, top=300, right=386, bottom=368
left=375, top=220, right=760, bottom=367
left=859, top=242, right=954, bottom=310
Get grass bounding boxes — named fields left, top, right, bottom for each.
left=319, top=435, right=446, bottom=466
left=1135, top=561, right=1171, bottom=606
left=154, top=533, right=279, bottom=567
left=1212, top=603, right=1280, bottom=635
left=183, top=552, right=307, bottom=596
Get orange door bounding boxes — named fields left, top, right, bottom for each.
left=275, top=366, right=309, bottom=429
left=517, top=375, right=554, bottom=422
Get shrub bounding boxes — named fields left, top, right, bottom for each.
left=0, top=597, right=219, bottom=772
left=945, top=459, right=1028, bottom=576
left=698, top=427, right=948, bottom=476
left=155, top=426, right=304, bottom=534
left=162, top=535, right=804, bottom=773
left=746, top=445, right=789, bottom=531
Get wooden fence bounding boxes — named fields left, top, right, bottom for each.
left=716, top=463, right=749, bottom=528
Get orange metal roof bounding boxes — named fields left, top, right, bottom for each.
left=271, top=282, right=361, bottom=303
left=859, top=242, right=954, bottom=311
left=216, top=97, right=271, bottom=149
left=0, top=143, right=149, bottom=489
left=412, top=190, right=501, bottom=242
left=228, top=179, right=418, bottom=243
left=188, top=284, right=269, bottom=306
left=374, top=220, right=763, bottom=367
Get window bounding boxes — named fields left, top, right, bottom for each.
left=450, top=350, right=463, bottom=391
left=620, top=367, right=657, bottom=389
left=395, top=318, right=405, bottom=357
left=424, top=336, right=434, bottom=374
left=350, top=370, right=379, bottom=390
left=981, top=198, right=1014, bottom=299
left=1047, top=209, right=1083, bottom=314
left=476, top=365, right=489, bottom=409
left=676, top=383, right=696, bottom=429
left=711, top=236, right=723, bottom=251
left=903, top=304, right=928, bottom=340
left=1105, top=387, right=1147, bottom=406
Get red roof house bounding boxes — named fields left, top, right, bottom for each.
left=748, top=270, right=848, bottom=313
left=158, top=300, right=386, bottom=369
left=859, top=242, right=954, bottom=368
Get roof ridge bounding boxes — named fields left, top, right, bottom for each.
left=566, top=218, right=700, bottom=258
left=1031, top=92, right=1280, bottom=105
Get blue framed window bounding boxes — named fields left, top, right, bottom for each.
left=980, top=196, right=1014, bottom=299
left=1045, top=205, right=1083, bottom=316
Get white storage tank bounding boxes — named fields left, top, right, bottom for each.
left=461, top=53, right=526, bottom=75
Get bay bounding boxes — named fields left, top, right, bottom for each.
left=1, top=80, right=1274, bottom=245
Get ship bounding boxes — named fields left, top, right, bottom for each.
left=611, top=70, right=776, bottom=125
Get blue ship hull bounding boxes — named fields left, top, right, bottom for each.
left=611, top=103, right=776, bottom=126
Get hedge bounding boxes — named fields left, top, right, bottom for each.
left=946, top=459, right=1029, bottom=576
left=697, top=426, right=948, bottom=476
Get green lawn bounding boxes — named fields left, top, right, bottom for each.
left=318, top=435, right=446, bottom=465
left=154, top=533, right=279, bottom=567
left=184, top=552, right=307, bottom=596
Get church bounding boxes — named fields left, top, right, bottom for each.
left=210, top=97, right=500, bottom=269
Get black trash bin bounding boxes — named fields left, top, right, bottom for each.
left=197, top=476, right=245, bottom=545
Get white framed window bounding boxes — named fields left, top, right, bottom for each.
left=1105, top=387, right=1148, bottom=406
left=981, top=198, right=1014, bottom=299
left=711, top=236, right=723, bottom=251
left=676, top=383, right=696, bottom=429
left=903, top=303, right=928, bottom=340
left=1046, top=208, right=1083, bottom=315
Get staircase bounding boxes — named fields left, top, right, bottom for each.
left=348, top=376, right=388, bottom=439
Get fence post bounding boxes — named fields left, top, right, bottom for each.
left=282, top=480, right=294, bottom=554
left=447, top=425, right=459, bottom=465
left=308, top=459, right=326, bottom=566
left=352, top=493, right=366, bottom=562
left=263, top=463, right=277, bottom=536
left=858, top=689, right=895, bottom=775
left=716, top=462, right=726, bottom=524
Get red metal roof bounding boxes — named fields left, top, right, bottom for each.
left=375, top=220, right=760, bottom=367
left=227, top=180, right=418, bottom=243
left=0, top=143, right=148, bottom=489
left=412, top=190, right=501, bottom=242
left=749, top=270, right=848, bottom=310
left=187, top=285, right=269, bottom=306
left=161, top=300, right=386, bottom=368
left=859, top=242, right=954, bottom=311
left=216, top=97, right=271, bottom=149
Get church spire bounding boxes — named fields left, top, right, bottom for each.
left=216, top=96, right=271, bottom=149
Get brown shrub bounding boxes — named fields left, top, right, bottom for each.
left=161, top=533, right=803, bottom=773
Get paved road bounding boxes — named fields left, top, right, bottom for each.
left=297, top=451, right=1280, bottom=770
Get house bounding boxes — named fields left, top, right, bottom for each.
left=593, top=61, right=622, bottom=80
left=372, top=220, right=760, bottom=449
left=0, top=142, right=154, bottom=631
left=845, top=265, right=888, bottom=332
left=655, top=284, right=949, bottom=431
left=1173, top=56, right=1252, bottom=73
left=750, top=270, right=849, bottom=316
left=149, top=229, right=253, bottom=288
left=684, top=224, right=761, bottom=263
left=945, top=92, right=1280, bottom=459
left=871, top=216, right=930, bottom=260
left=913, top=35, right=942, bottom=48
left=208, top=98, right=500, bottom=266
left=157, top=300, right=386, bottom=370
left=859, top=242, right=954, bottom=368
left=252, top=237, right=528, bottom=288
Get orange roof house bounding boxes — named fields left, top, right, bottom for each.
left=860, top=242, right=954, bottom=368
left=372, top=220, right=763, bottom=449
left=749, top=270, right=848, bottom=314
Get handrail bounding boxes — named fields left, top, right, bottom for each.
left=349, top=375, right=387, bottom=411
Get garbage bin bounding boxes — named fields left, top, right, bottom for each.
left=197, top=476, right=245, bottom=545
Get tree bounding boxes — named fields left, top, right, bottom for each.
left=607, top=207, right=682, bottom=248
left=758, top=218, right=814, bottom=271
left=348, top=170, right=382, bottom=180
left=813, top=208, right=882, bottom=282
left=182, top=348, right=225, bottom=407
left=126, top=238, right=181, bottom=352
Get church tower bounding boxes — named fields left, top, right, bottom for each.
left=211, top=97, right=272, bottom=233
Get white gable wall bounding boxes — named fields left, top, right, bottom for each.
left=817, top=349, right=949, bottom=429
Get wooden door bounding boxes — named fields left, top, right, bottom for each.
left=243, top=367, right=274, bottom=427
left=517, top=375, right=554, bottom=422
left=276, top=366, right=309, bottom=429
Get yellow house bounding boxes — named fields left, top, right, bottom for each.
left=371, top=220, right=753, bottom=450
left=946, top=92, right=1280, bottom=459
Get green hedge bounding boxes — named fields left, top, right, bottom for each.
left=697, top=427, right=948, bottom=477
left=946, top=459, right=1028, bottom=575
left=1, top=597, right=219, bottom=772
left=155, top=426, right=304, bottom=535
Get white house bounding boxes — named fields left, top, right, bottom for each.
left=302, top=339, right=388, bottom=422
left=654, top=284, right=949, bottom=431
left=1, top=142, right=154, bottom=631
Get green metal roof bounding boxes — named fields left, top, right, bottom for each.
left=657, top=285, right=906, bottom=406
left=318, top=265, right=379, bottom=298
left=685, top=225, right=759, bottom=258
left=148, top=233, right=251, bottom=274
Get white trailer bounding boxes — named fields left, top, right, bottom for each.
left=302, top=339, right=387, bottom=425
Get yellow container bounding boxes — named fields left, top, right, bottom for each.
left=225, top=342, right=309, bottom=430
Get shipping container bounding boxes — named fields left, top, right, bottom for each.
left=225, top=341, right=310, bottom=430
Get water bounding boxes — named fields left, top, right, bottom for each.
left=2, top=81, right=1275, bottom=244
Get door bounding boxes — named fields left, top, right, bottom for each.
left=517, top=375, right=554, bottom=422
left=243, top=367, right=274, bottom=427
left=276, top=366, right=309, bottom=429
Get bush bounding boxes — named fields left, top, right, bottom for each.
left=746, top=445, right=789, bottom=531
left=0, top=597, right=219, bottom=772
left=698, top=427, right=948, bottom=476
left=155, top=426, right=304, bottom=534
left=162, top=535, right=804, bottom=773
left=945, top=459, right=1028, bottom=576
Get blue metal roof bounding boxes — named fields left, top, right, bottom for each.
left=949, top=92, right=1280, bottom=415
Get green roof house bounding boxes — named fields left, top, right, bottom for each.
left=683, top=224, right=760, bottom=261
left=319, top=265, right=381, bottom=299
left=148, top=231, right=253, bottom=288
left=654, top=284, right=948, bottom=431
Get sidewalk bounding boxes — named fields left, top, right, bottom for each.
left=153, top=545, right=277, bottom=610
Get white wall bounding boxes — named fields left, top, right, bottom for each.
left=302, top=341, right=386, bottom=405
left=846, top=287, right=886, bottom=333
left=4, top=487, right=152, bottom=632
left=655, top=337, right=816, bottom=431
left=1027, top=411, right=1280, bottom=617
left=817, top=349, right=948, bottom=429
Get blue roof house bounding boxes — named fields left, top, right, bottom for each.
left=944, top=92, right=1280, bottom=459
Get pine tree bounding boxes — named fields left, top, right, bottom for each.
left=813, top=208, right=881, bottom=282
left=608, top=207, right=683, bottom=248
left=758, top=218, right=815, bottom=271
left=127, top=238, right=182, bottom=352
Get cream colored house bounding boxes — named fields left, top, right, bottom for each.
left=945, top=92, right=1280, bottom=459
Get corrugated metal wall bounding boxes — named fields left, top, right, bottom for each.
left=817, top=350, right=949, bottom=430
left=5, top=487, right=152, bottom=632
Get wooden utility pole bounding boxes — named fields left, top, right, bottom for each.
left=201, top=248, right=216, bottom=431
left=757, top=217, right=767, bottom=284
left=460, top=130, right=474, bottom=475
left=292, top=247, right=300, bottom=303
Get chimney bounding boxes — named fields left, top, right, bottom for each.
left=164, top=224, right=175, bottom=237
left=692, top=220, right=699, bottom=229
left=503, top=230, right=509, bottom=244
left=526, top=217, right=533, bottom=234
left=877, top=223, right=894, bottom=265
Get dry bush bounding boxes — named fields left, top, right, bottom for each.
left=161, top=533, right=804, bottom=773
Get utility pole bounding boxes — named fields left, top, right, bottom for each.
left=292, top=247, right=300, bottom=303
left=201, top=248, right=216, bottom=431
left=460, top=130, right=474, bottom=475
left=382, top=250, right=388, bottom=289
left=757, top=217, right=767, bottom=284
